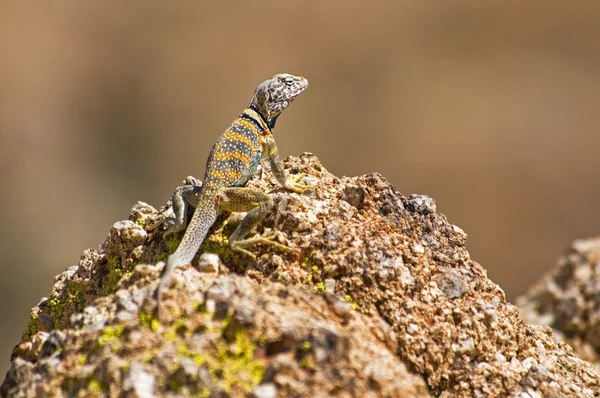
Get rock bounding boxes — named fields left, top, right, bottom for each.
left=436, top=269, right=470, bottom=299
left=122, top=362, right=156, bottom=398
left=197, top=253, right=221, bottom=273
left=324, top=278, right=336, bottom=293
left=342, top=184, right=366, bottom=209
left=2, top=154, right=598, bottom=397
left=405, top=194, right=437, bottom=215
left=252, top=383, right=277, bottom=398
left=39, top=331, right=66, bottom=359
left=517, top=236, right=600, bottom=368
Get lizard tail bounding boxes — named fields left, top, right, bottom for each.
left=170, top=199, right=218, bottom=266
left=157, top=199, right=218, bottom=299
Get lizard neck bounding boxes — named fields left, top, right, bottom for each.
left=267, top=114, right=280, bottom=129
left=248, top=104, right=271, bottom=130
left=248, top=103, right=280, bottom=130
left=244, top=105, right=271, bottom=133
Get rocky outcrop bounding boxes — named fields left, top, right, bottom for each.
left=518, top=237, right=600, bottom=370
left=2, top=154, right=599, bottom=397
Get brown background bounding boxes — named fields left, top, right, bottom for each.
left=1, top=1, right=599, bottom=377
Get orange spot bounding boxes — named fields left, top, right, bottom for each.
left=214, top=151, right=251, bottom=164
left=223, top=131, right=257, bottom=151
left=212, top=169, right=242, bottom=180
left=238, top=119, right=257, bottom=131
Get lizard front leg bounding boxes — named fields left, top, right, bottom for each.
left=215, top=187, right=296, bottom=260
left=264, top=136, right=310, bottom=193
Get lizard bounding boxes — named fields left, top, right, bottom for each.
left=154, top=73, right=309, bottom=316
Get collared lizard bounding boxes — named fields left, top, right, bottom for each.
left=154, top=73, right=309, bottom=315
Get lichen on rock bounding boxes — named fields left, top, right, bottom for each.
left=2, top=154, right=599, bottom=397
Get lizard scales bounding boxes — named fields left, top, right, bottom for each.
left=156, top=73, right=309, bottom=314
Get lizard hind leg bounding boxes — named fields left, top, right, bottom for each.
left=215, top=187, right=296, bottom=260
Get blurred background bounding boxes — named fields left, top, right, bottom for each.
left=1, top=1, right=599, bottom=376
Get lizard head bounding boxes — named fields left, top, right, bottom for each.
left=251, top=73, right=308, bottom=127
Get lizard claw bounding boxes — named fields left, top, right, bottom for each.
left=230, top=231, right=299, bottom=259
left=284, top=173, right=311, bottom=193
left=257, top=232, right=301, bottom=255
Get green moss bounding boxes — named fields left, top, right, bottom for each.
left=49, top=298, right=65, bottom=328
left=174, top=319, right=187, bottom=335
left=165, top=235, right=181, bottom=253
left=199, top=388, right=211, bottom=398
left=192, top=353, right=207, bottom=367
left=78, top=354, right=87, bottom=365
left=164, top=329, right=178, bottom=343
left=26, top=313, right=39, bottom=336
left=306, top=260, right=324, bottom=291
left=103, top=254, right=123, bottom=294
left=143, top=353, right=155, bottom=363
left=177, top=343, right=191, bottom=357
left=97, top=324, right=125, bottom=352
left=210, top=330, right=264, bottom=393
left=135, top=218, right=147, bottom=228
left=194, top=302, right=207, bottom=313
left=139, top=312, right=160, bottom=331
left=194, top=325, right=208, bottom=334
left=165, top=317, right=190, bottom=341
left=200, top=237, right=236, bottom=263
left=157, top=235, right=182, bottom=262
left=87, top=377, right=104, bottom=393
left=170, top=324, right=263, bottom=394
left=301, top=251, right=327, bottom=291
left=67, top=281, right=86, bottom=311
left=199, top=220, right=242, bottom=264
left=300, top=251, right=313, bottom=268
left=167, top=375, right=182, bottom=393
left=177, top=343, right=207, bottom=366
left=301, top=340, right=311, bottom=351
left=344, top=294, right=358, bottom=310
left=299, top=357, right=313, bottom=368
left=221, top=315, right=232, bottom=332
left=314, top=282, right=325, bottom=293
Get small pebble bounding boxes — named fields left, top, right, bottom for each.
left=198, top=253, right=221, bottom=273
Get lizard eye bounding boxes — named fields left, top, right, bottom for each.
left=282, top=76, right=295, bottom=86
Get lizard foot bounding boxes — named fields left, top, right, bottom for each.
left=284, top=173, right=311, bottom=194
left=230, top=231, right=299, bottom=260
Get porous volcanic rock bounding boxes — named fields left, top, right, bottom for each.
left=518, top=237, right=600, bottom=369
left=2, top=154, right=599, bottom=397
